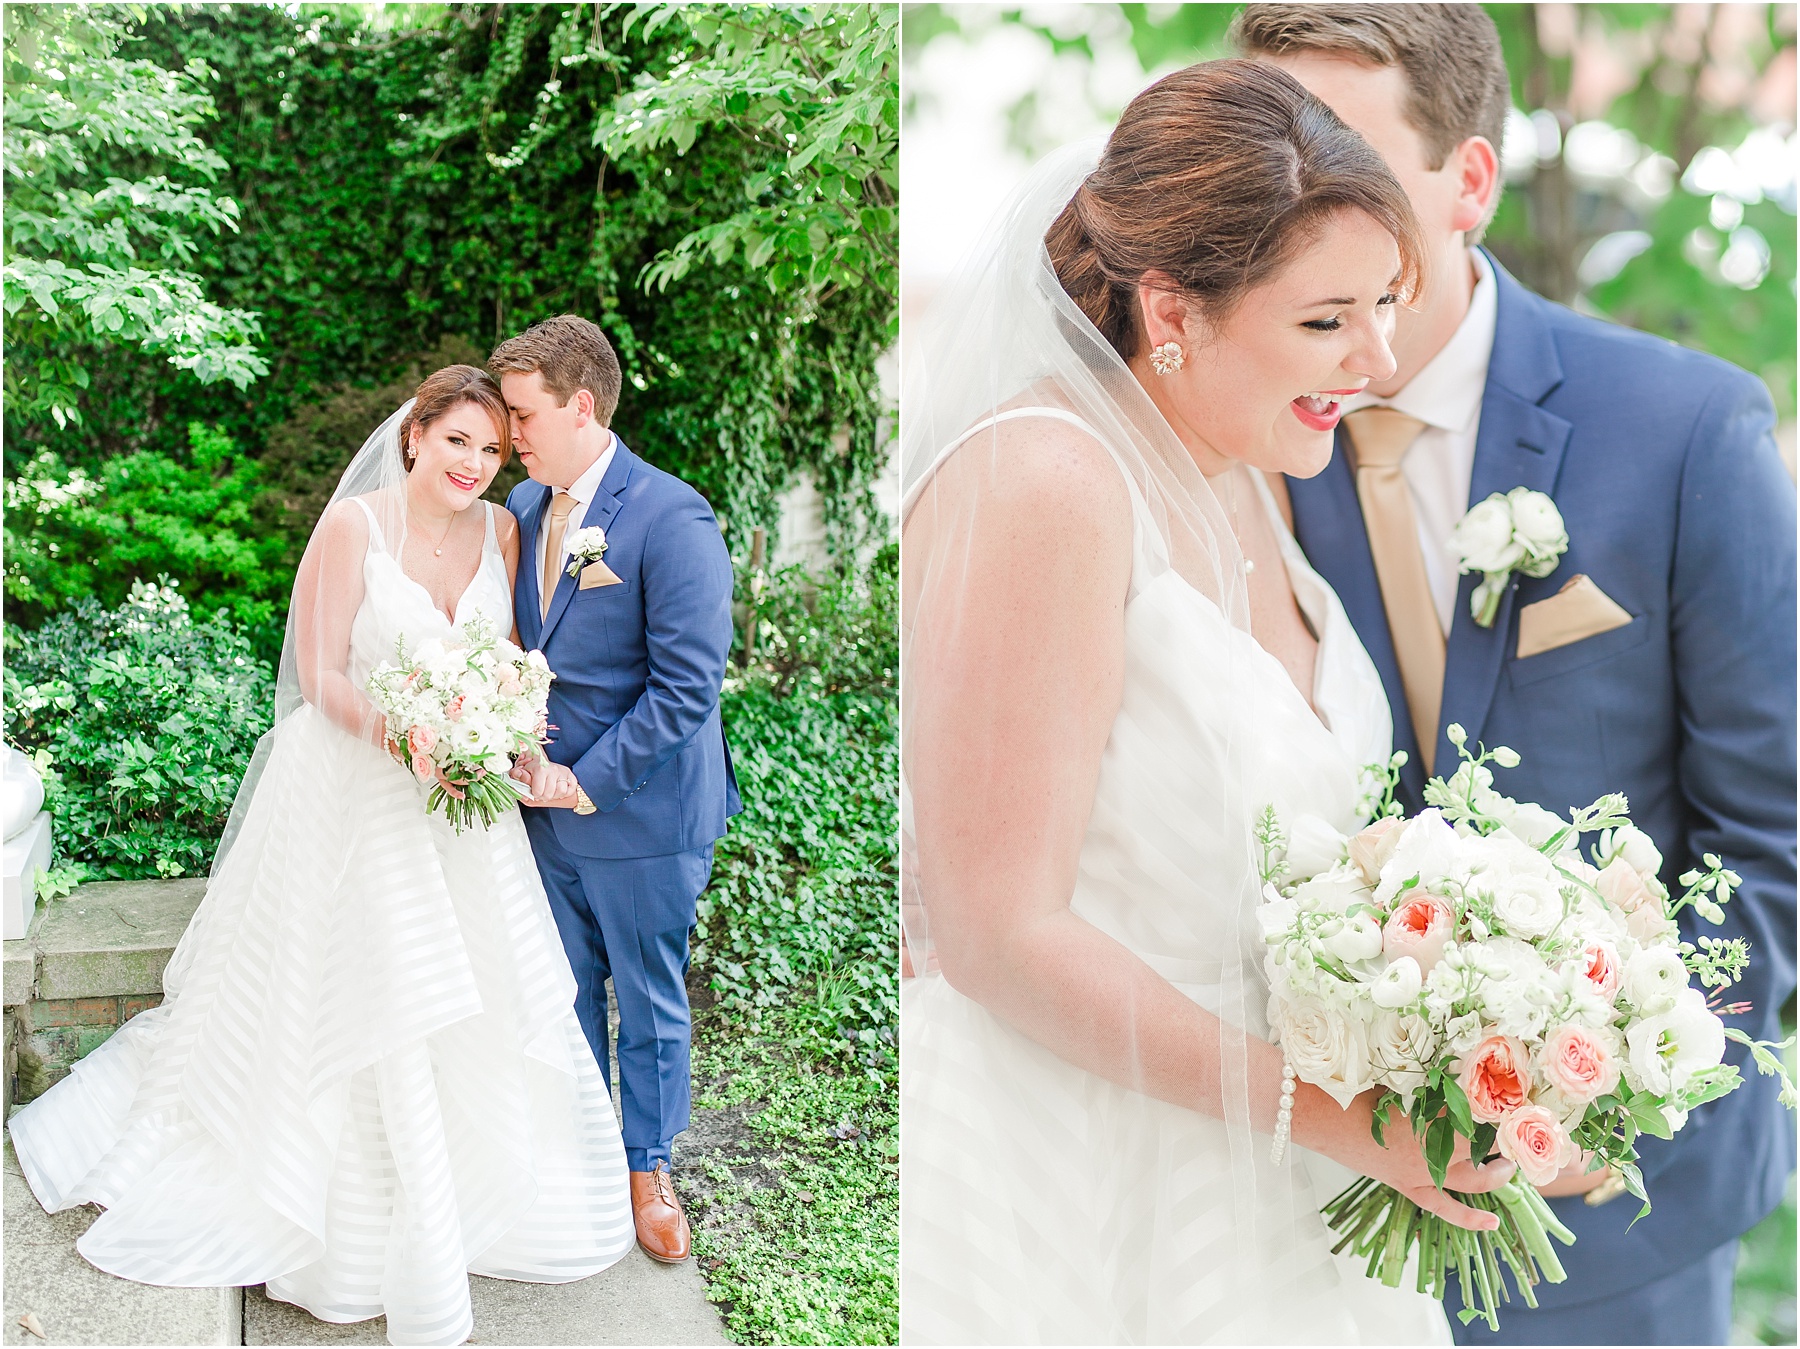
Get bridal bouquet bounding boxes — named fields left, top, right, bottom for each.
left=1257, top=729, right=1795, bottom=1331
left=366, top=616, right=553, bottom=833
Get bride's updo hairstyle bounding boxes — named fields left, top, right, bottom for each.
left=1045, top=59, right=1425, bottom=361
left=397, top=365, right=513, bottom=472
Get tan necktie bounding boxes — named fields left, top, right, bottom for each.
left=1343, top=407, right=1444, bottom=775
left=540, top=491, right=577, bottom=620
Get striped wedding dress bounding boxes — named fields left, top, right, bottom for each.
left=9, top=501, right=633, bottom=1347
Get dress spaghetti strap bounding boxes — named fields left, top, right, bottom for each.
left=348, top=495, right=388, bottom=554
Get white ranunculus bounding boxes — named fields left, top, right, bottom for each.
left=1622, top=946, right=1689, bottom=1015
left=1507, top=487, right=1569, bottom=562
left=1450, top=496, right=1526, bottom=575
left=1491, top=873, right=1566, bottom=940
left=1276, top=998, right=1376, bottom=1108
left=1626, top=986, right=1725, bottom=1096
left=1286, top=812, right=1349, bottom=879
left=1325, top=910, right=1385, bottom=963
left=1370, top=955, right=1424, bottom=1009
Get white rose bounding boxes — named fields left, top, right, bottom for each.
left=1370, top=955, right=1424, bottom=1009
left=1490, top=873, right=1565, bottom=940
left=1286, top=813, right=1349, bottom=880
left=1506, top=487, right=1568, bottom=562
left=1276, top=999, right=1376, bottom=1108
left=1450, top=496, right=1525, bottom=574
left=1369, top=1010, right=1439, bottom=1105
left=1622, top=947, right=1689, bottom=1015
left=1626, top=986, right=1725, bottom=1096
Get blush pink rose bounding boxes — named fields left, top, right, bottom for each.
left=1382, top=892, right=1456, bottom=974
left=1349, top=817, right=1405, bottom=887
left=444, top=695, right=466, bottom=723
left=1578, top=941, right=1623, bottom=1000
left=1596, top=857, right=1654, bottom=914
left=1458, top=1034, right=1533, bottom=1123
left=498, top=669, right=522, bottom=696
left=1537, top=1023, right=1620, bottom=1105
left=407, top=725, right=438, bottom=757
left=1495, top=1104, right=1576, bottom=1186
left=411, top=751, right=436, bottom=784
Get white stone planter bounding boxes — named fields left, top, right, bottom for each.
left=3, top=748, right=50, bottom=941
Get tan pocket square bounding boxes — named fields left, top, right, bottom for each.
left=1516, top=575, right=1632, bottom=659
left=578, top=560, right=623, bottom=590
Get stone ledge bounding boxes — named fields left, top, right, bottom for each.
left=4, top=879, right=207, bottom=1107
left=33, top=878, right=207, bottom=1001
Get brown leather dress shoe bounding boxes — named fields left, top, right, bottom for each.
left=630, top=1161, right=691, bottom=1263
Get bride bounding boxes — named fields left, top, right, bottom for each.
left=901, top=61, right=1516, bottom=1344
left=8, top=365, right=633, bottom=1347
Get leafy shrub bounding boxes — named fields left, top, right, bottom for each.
left=698, top=545, right=899, bottom=1067
left=3, top=422, right=291, bottom=658
left=3, top=579, right=274, bottom=880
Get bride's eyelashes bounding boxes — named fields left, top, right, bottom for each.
left=1302, top=293, right=1402, bottom=332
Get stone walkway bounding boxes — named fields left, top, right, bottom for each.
left=5, top=1141, right=729, bottom=1347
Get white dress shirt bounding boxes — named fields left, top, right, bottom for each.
left=540, top=431, right=618, bottom=600
left=1343, top=250, right=1498, bottom=635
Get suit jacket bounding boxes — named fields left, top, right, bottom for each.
left=1289, top=253, right=1796, bottom=1303
left=509, top=439, right=740, bottom=860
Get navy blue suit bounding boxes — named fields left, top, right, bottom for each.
left=509, top=439, right=739, bottom=1171
left=1289, top=254, right=1796, bottom=1344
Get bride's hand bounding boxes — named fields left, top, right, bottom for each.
left=1296, top=1085, right=1515, bottom=1232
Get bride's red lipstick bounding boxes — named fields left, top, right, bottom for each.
left=1290, top=389, right=1362, bottom=432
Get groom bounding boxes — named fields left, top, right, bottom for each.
left=1238, top=6, right=1796, bottom=1344
left=490, top=314, right=739, bottom=1264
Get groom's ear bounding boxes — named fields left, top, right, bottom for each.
left=1448, top=135, right=1502, bottom=237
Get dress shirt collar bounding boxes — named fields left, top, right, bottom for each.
left=1346, top=248, right=1497, bottom=434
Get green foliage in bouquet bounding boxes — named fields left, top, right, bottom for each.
left=3, top=578, right=274, bottom=881
left=698, top=544, right=898, bottom=1071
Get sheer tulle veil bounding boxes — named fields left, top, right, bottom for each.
left=211, top=400, right=418, bottom=874
left=900, top=138, right=1312, bottom=1292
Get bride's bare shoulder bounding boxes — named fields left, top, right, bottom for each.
left=918, top=399, right=1131, bottom=538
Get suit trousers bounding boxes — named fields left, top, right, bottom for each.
left=522, top=811, right=714, bottom=1171
left=1449, top=1235, right=1739, bottom=1346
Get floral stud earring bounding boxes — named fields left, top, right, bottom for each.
left=1150, top=341, right=1184, bottom=376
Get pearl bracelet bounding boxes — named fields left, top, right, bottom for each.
left=1270, top=1057, right=1297, bottom=1164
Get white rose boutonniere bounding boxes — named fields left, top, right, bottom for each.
left=1448, top=487, right=1567, bottom=628
left=562, top=525, right=609, bottom=578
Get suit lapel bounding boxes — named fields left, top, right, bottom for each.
left=538, top=440, right=636, bottom=649
left=516, top=482, right=552, bottom=649
left=1289, top=433, right=1427, bottom=802
left=1437, top=257, right=1573, bottom=760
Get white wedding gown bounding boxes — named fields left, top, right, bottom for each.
left=901, top=411, right=1451, bottom=1345
left=9, top=500, right=633, bottom=1347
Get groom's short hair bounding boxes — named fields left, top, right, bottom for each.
left=488, top=315, right=623, bottom=425
left=1232, top=5, right=1511, bottom=175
